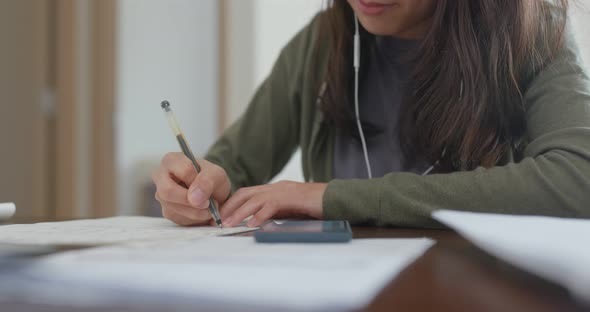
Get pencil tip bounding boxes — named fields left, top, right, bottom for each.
left=160, top=100, right=170, bottom=109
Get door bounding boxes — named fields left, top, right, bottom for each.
left=0, top=0, right=52, bottom=218
left=0, top=0, right=117, bottom=220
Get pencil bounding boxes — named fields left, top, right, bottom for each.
left=160, top=100, right=223, bottom=228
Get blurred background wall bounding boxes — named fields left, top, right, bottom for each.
left=115, top=0, right=218, bottom=215
left=0, top=0, right=588, bottom=218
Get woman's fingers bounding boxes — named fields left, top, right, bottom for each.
left=188, top=160, right=232, bottom=208
left=158, top=197, right=211, bottom=226
left=221, top=181, right=324, bottom=227
left=157, top=153, right=231, bottom=209
left=248, top=202, right=278, bottom=227
left=153, top=168, right=191, bottom=206
left=161, top=152, right=198, bottom=187
left=154, top=152, right=234, bottom=227
left=154, top=152, right=197, bottom=207
left=224, top=195, right=272, bottom=227
left=162, top=204, right=211, bottom=226
left=220, top=186, right=261, bottom=220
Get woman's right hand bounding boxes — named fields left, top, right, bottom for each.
left=152, top=152, right=231, bottom=226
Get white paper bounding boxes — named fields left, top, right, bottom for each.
left=432, top=210, right=590, bottom=304
left=23, top=237, right=434, bottom=311
left=0, top=216, right=254, bottom=246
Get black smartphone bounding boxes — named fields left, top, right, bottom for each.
left=254, top=220, right=352, bottom=243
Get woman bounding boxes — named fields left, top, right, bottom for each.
left=152, top=0, right=590, bottom=228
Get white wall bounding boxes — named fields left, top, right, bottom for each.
left=223, top=0, right=255, bottom=128
left=116, top=0, right=218, bottom=215
left=571, top=0, right=590, bottom=68
left=252, top=1, right=324, bottom=86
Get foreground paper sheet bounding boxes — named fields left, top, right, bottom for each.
left=15, top=237, right=434, bottom=311
left=433, top=210, right=590, bottom=304
left=0, top=216, right=254, bottom=246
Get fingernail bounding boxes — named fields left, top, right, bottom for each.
left=247, top=218, right=257, bottom=228
left=190, top=188, right=206, bottom=206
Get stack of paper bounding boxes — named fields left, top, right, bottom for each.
left=0, top=216, right=435, bottom=310
left=433, top=210, right=590, bottom=304
left=0, top=216, right=254, bottom=245
left=17, top=237, right=434, bottom=311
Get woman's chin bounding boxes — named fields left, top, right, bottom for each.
left=357, top=17, right=405, bottom=36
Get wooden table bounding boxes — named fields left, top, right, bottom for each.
left=0, top=220, right=587, bottom=312
left=354, top=227, right=587, bottom=312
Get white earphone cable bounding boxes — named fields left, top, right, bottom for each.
left=352, top=14, right=447, bottom=178
left=354, top=14, right=373, bottom=179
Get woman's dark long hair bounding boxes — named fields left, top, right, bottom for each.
left=320, top=0, right=569, bottom=171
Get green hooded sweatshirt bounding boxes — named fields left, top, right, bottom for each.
left=205, top=13, right=590, bottom=228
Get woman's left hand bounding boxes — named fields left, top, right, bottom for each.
left=220, top=181, right=327, bottom=228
